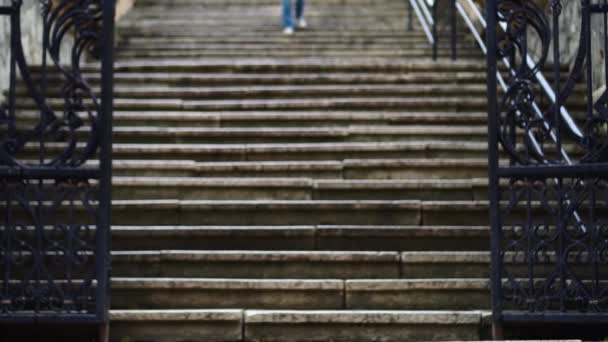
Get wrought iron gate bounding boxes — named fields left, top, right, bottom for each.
left=0, top=0, right=114, bottom=331
left=485, top=0, right=608, bottom=336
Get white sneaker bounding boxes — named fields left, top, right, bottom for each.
left=296, top=18, right=307, bottom=28
left=283, top=27, right=294, bottom=35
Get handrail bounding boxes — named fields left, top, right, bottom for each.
left=407, top=0, right=457, bottom=60
left=407, top=0, right=434, bottom=44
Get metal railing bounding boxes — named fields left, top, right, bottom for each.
left=0, top=1, right=115, bottom=339
left=407, top=0, right=457, bottom=60
left=408, top=0, right=608, bottom=336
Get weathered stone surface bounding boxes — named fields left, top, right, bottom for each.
left=110, top=309, right=243, bottom=342
left=112, top=250, right=401, bottom=278
left=244, top=310, right=482, bottom=341
left=346, top=279, right=491, bottom=310
left=111, top=278, right=345, bottom=310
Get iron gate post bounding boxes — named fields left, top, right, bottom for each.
left=484, top=0, right=504, bottom=338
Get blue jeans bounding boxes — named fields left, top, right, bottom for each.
left=283, top=0, right=305, bottom=28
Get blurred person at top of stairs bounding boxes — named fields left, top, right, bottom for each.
left=282, top=0, right=307, bottom=34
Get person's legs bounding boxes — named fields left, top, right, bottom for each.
left=295, top=0, right=306, bottom=28
left=295, top=0, right=305, bottom=20
left=282, top=0, right=293, bottom=28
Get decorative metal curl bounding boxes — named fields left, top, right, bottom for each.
left=0, top=0, right=104, bottom=168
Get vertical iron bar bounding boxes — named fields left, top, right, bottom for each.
left=8, top=1, right=18, bottom=136
left=96, top=0, right=115, bottom=326
left=40, top=6, right=48, bottom=165
left=485, top=0, right=504, bottom=337
left=550, top=0, right=566, bottom=313
left=552, top=0, right=562, bottom=160
left=432, top=0, right=438, bottom=60
left=605, top=0, right=608, bottom=85
left=584, top=0, right=594, bottom=134
left=451, top=0, right=457, bottom=60
left=408, top=0, right=414, bottom=31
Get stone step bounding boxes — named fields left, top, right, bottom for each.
left=115, top=50, right=481, bottom=59
left=14, top=84, right=490, bottom=100
left=22, top=141, right=490, bottom=161
left=109, top=309, right=483, bottom=342
left=110, top=200, right=424, bottom=226
left=23, top=158, right=484, bottom=179
left=111, top=177, right=488, bottom=201
left=17, top=111, right=488, bottom=128
left=16, top=97, right=488, bottom=112
left=118, top=31, right=448, bottom=39
left=106, top=125, right=488, bottom=144
left=22, top=125, right=487, bottom=144
left=106, top=200, right=497, bottom=226
left=120, top=41, right=477, bottom=50
left=106, top=158, right=488, bottom=179
left=112, top=250, right=402, bottom=279
left=116, top=250, right=558, bottom=279
left=104, top=59, right=490, bottom=73
left=111, top=225, right=490, bottom=251
left=34, top=71, right=491, bottom=86
left=111, top=278, right=343, bottom=310
left=110, top=277, right=489, bottom=310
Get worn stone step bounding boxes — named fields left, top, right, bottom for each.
left=111, top=177, right=487, bottom=201
left=111, top=277, right=489, bottom=310
left=16, top=84, right=489, bottom=100
left=116, top=250, right=557, bottom=279
left=399, top=251, right=602, bottom=279
left=112, top=111, right=489, bottom=127
left=105, top=125, right=488, bottom=144
left=112, top=251, right=401, bottom=279
left=24, top=141, right=489, bottom=161
left=24, top=161, right=490, bottom=185
left=346, top=279, right=490, bottom=310
left=243, top=310, right=482, bottom=341
left=115, top=50, right=481, bottom=59
left=401, top=252, right=492, bottom=279
left=109, top=309, right=483, bottom=342
left=104, top=59, right=490, bottom=73
left=15, top=110, right=488, bottom=128
left=17, top=97, right=488, bottom=112
left=110, top=200, right=423, bottom=226
left=110, top=309, right=243, bottom=342
left=112, top=199, right=495, bottom=226
left=121, top=42, right=477, bottom=51
left=20, top=141, right=490, bottom=162
left=71, top=158, right=487, bottom=179
left=35, top=72, right=491, bottom=87
left=118, top=31, right=449, bottom=40
left=111, top=225, right=490, bottom=251
left=112, top=278, right=344, bottom=310
left=33, top=71, right=489, bottom=85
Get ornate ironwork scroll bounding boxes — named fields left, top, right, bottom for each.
left=486, top=0, right=608, bottom=336
left=0, top=0, right=114, bottom=326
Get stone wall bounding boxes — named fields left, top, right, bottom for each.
left=528, top=1, right=606, bottom=99
left=0, top=1, right=55, bottom=95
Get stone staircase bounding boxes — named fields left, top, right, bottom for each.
left=107, top=0, right=492, bottom=340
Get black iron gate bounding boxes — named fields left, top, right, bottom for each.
left=486, top=0, right=608, bottom=336
left=0, top=0, right=114, bottom=335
